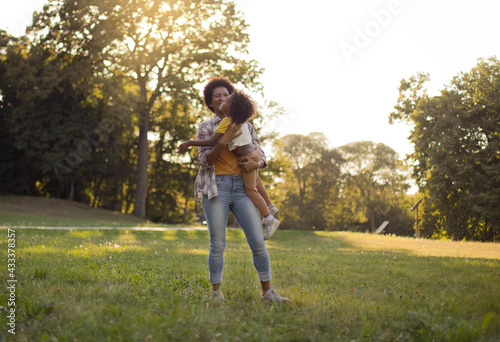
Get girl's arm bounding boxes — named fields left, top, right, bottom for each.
left=179, top=133, right=223, bottom=153
left=204, top=122, right=242, bottom=166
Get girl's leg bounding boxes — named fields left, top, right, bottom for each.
left=240, top=151, right=271, bottom=217
left=256, top=175, right=272, bottom=206
left=257, top=175, right=280, bottom=217
left=241, top=169, right=271, bottom=217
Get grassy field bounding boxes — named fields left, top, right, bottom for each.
left=0, top=196, right=499, bottom=341
left=0, top=195, right=187, bottom=228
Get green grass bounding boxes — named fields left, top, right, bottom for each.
left=0, top=195, right=499, bottom=341
left=0, top=195, right=190, bottom=228
left=0, top=228, right=499, bottom=341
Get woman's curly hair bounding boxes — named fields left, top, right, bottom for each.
left=203, top=76, right=235, bottom=113
left=228, top=89, right=257, bottom=125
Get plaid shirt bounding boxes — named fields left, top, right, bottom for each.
left=194, top=115, right=267, bottom=203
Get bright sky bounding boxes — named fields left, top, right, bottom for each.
left=2, top=0, right=500, bottom=159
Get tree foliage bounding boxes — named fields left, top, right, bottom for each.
left=390, top=57, right=500, bottom=241
left=270, top=134, right=413, bottom=234
left=28, top=0, right=263, bottom=217
left=0, top=1, right=272, bottom=224
left=0, top=29, right=132, bottom=201
left=1, top=2, right=422, bottom=234
left=338, top=141, right=411, bottom=233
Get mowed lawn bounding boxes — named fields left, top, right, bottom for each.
left=0, top=195, right=188, bottom=228
left=0, top=196, right=499, bottom=341
left=0, top=228, right=498, bottom=342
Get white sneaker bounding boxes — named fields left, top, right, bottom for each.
left=261, top=289, right=289, bottom=303
left=211, top=290, right=224, bottom=304
left=268, top=204, right=279, bottom=216
left=263, top=217, right=280, bottom=240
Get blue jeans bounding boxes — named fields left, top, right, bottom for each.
left=202, top=175, right=272, bottom=284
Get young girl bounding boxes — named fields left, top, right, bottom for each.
left=180, top=89, right=280, bottom=240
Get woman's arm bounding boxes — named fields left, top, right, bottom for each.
left=198, top=121, right=242, bottom=167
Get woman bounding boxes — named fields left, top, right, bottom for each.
left=194, top=76, right=288, bottom=303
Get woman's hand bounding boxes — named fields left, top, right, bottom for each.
left=220, top=122, right=242, bottom=146
left=239, top=156, right=262, bottom=173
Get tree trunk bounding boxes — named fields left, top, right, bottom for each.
left=57, top=182, right=64, bottom=198
left=117, top=176, right=124, bottom=213
left=68, top=178, right=75, bottom=201
left=149, top=130, right=165, bottom=191
left=369, top=209, right=375, bottom=233
left=125, top=170, right=135, bottom=213
left=132, top=110, right=150, bottom=218
left=92, top=177, right=102, bottom=208
left=112, top=176, right=121, bottom=211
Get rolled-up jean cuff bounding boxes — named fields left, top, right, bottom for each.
left=210, top=273, right=223, bottom=285
left=259, top=271, right=272, bottom=282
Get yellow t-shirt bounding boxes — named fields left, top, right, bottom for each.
left=214, top=146, right=242, bottom=176
left=214, top=117, right=252, bottom=151
left=214, top=117, right=231, bottom=134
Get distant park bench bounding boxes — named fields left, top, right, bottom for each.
left=375, top=221, right=389, bottom=234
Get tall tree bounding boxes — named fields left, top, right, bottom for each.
left=280, top=133, right=329, bottom=203
left=147, top=95, right=200, bottom=222
left=0, top=28, right=130, bottom=199
left=29, top=0, right=262, bottom=217
left=0, top=33, right=39, bottom=194
left=390, top=57, right=500, bottom=241
left=338, top=141, right=410, bottom=232
left=273, top=133, right=343, bottom=230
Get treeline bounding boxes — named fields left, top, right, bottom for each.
left=0, top=11, right=415, bottom=237
left=0, top=0, right=264, bottom=223
left=391, top=57, right=500, bottom=241
left=0, top=0, right=498, bottom=241
left=263, top=135, right=415, bottom=235
left=267, top=57, right=500, bottom=242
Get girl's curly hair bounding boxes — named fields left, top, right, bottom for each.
left=228, top=89, right=257, bottom=125
left=203, top=76, right=235, bottom=112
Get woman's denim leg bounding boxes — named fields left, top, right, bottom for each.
left=203, top=175, right=272, bottom=284
left=202, top=183, right=231, bottom=284
left=230, top=178, right=272, bottom=282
